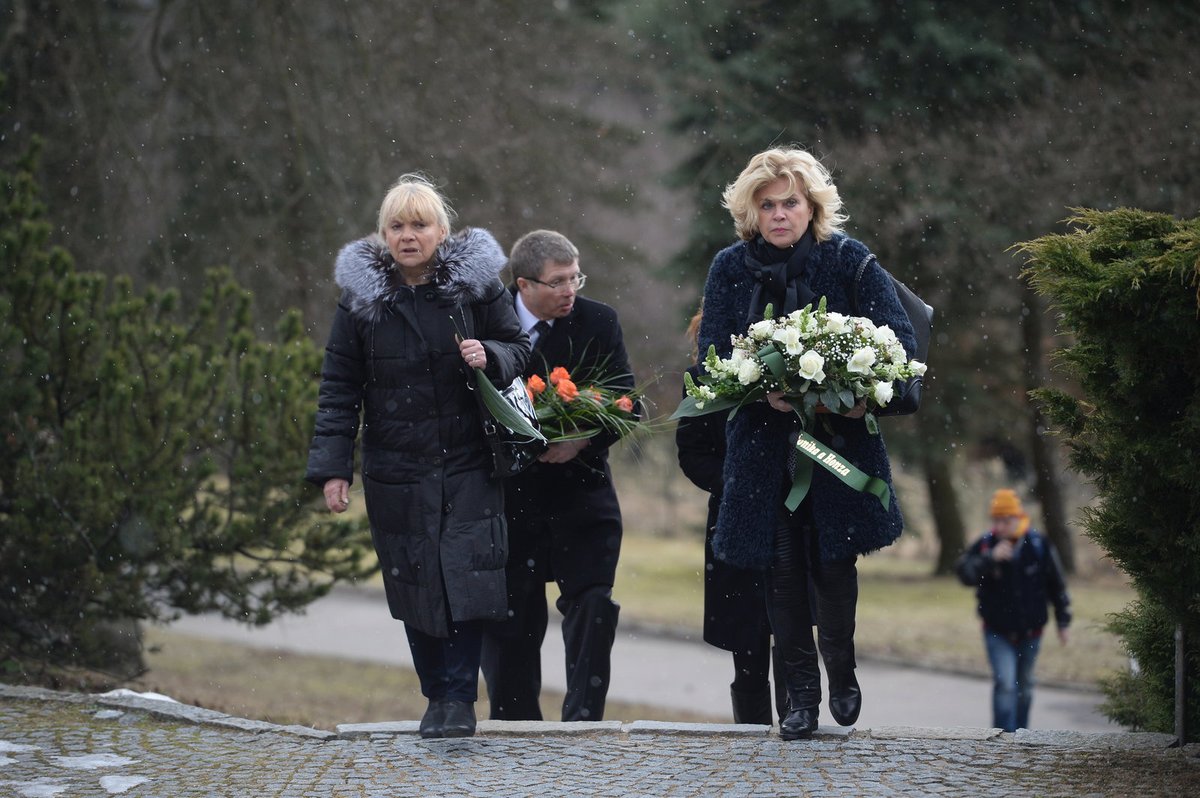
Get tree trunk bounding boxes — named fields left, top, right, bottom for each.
left=1021, top=284, right=1075, bottom=573
left=922, top=432, right=966, bottom=575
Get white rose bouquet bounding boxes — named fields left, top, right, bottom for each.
left=673, top=298, right=927, bottom=511
left=676, top=297, right=926, bottom=435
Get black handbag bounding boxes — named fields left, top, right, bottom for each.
left=469, top=368, right=548, bottom=478
left=849, top=252, right=933, bottom=417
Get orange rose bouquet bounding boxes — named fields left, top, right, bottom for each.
left=526, top=364, right=644, bottom=442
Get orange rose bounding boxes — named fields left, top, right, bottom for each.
left=587, top=388, right=602, bottom=402
left=549, top=366, right=571, bottom=386
left=525, top=384, right=535, bottom=403
left=555, top=378, right=579, bottom=402
left=527, top=374, right=546, bottom=395
left=615, top=395, right=634, bottom=413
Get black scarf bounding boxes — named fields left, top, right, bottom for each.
left=744, top=225, right=817, bottom=324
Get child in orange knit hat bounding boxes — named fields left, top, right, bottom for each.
left=956, top=488, right=1072, bottom=732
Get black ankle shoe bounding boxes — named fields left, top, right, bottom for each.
left=419, top=699, right=446, bottom=739
left=441, top=700, right=477, bottom=738
left=779, top=706, right=818, bottom=741
left=829, top=672, right=862, bottom=726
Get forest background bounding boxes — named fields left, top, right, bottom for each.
left=3, top=4, right=1197, bottom=624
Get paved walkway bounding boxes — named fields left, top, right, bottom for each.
left=1, top=685, right=1195, bottom=798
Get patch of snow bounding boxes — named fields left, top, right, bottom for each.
left=93, top=710, right=125, bottom=720
left=51, top=753, right=136, bottom=770
left=100, top=775, right=151, bottom=794
left=96, top=689, right=178, bottom=704
left=0, top=780, right=70, bottom=797
left=0, top=742, right=38, bottom=753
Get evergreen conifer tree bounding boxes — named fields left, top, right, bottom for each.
left=0, top=139, right=374, bottom=684
left=1020, top=208, right=1200, bottom=740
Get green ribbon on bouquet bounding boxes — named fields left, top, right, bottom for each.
left=784, top=428, right=891, bottom=512
left=762, top=343, right=890, bottom=511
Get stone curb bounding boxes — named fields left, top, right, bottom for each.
left=0, top=683, right=335, bottom=741
left=0, top=683, right=1180, bottom=752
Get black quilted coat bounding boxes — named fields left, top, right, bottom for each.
left=305, top=228, right=530, bottom=637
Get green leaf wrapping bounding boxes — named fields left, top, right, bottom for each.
left=473, top=368, right=547, bottom=442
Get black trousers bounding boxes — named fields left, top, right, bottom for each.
left=481, top=579, right=620, bottom=722
left=405, top=620, right=484, bottom=704
left=766, top=505, right=858, bottom=707
left=482, top=467, right=623, bottom=722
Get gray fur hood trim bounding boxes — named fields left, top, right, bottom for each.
left=334, top=227, right=507, bottom=322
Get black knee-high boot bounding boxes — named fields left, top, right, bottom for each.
left=768, top=521, right=820, bottom=740
left=772, top=643, right=789, bottom=724
left=730, top=640, right=774, bottom=725
left=814, top=556, right=861, bottom=726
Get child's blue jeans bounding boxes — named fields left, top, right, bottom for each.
left=984, top=629, right=1042, bottom=732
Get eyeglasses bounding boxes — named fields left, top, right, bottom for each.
left=526, top=273, right=587, bottom=292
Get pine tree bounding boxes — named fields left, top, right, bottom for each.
left=1020, top=207, right=1200, bottom=740
left=0, top=138, right=374, bottom=684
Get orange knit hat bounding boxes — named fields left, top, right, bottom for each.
left=989, top=489, right=1024, bottom=518
left=989, top=489, right=1031, bottom=536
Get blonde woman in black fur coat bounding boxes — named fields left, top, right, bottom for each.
left=306, top=174, right=530, bottom=739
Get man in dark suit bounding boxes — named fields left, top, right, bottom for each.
left=480, top=229, right=636, bottom=722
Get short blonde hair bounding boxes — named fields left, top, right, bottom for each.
left=376, top=173, right=454, bottom=239
left=721, top=147, right=847, bottom=242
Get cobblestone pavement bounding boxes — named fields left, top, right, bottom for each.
left=1, top=686, right=1197, bottom=798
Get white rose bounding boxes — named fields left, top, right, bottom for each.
left=909, top=360, right=928, bottom=376
left=873, top=380, right=895, bottom=406
left=873, top=324, right=899, bottom=348
left=823, top=312, right=849, bottom=335
left=772, top=326, right=804, bottom=355
left=796, top=350, right=826, bottom=382
left=847, top=347, right=877, bottom=375
left=749, top=319, right=775, bottom=340
left=736, top=359, right=761, bottom=385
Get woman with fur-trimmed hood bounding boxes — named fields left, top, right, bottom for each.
left=697, top=147, right=917, bottom=742
left=306, top=174, right=530, bottom=739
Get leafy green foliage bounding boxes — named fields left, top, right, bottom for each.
left=0, top=141, right=374, bottom=681
left=1021, top=208, right=1200, bottom=739
left=1100, top=597, right=1197, bottom=734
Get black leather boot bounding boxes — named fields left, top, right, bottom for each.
left=778, top=656, right=821, bottom=741
left=815, top=555, right=862, bottom=727
left=825, top=657, right=862, bottom=726
left=772, top=644, right=789, bottom=724
left=419, top=699, right=446, bottom=739
left=441, top=701, right=477, bottom=738
left=730, top=684, right=773, bottom=725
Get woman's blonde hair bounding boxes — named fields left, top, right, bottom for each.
left=721, top=147, right=847, bottom=242
left=376, top=173, right=454, bottom=239
left=686, top=304, right=703, bottom=364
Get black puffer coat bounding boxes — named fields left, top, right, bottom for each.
left=306, top=228, right=531, bottom=638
